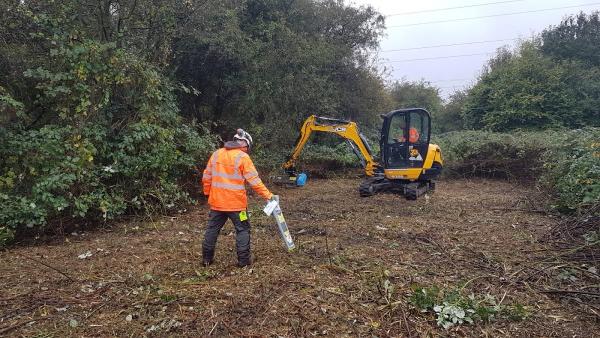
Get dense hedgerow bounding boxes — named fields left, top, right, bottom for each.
left=434, top=128, right=600, bottom=213
left=0, top=38, right=216, bottom=246
left=433, top=130, right=549, bottom=179
left=540, top=129, right=600, bottom=213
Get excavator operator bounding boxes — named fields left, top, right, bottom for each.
left=396, top=127, right=420, bottom=143
left=201, top=128, right=278, bottom=268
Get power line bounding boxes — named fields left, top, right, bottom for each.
left=388, top=2, right=600, bottom=28
left=386, top=0, right=525, bottom=17
left=391, top=78, right=472, bottom=84
left=380, top=38, right=521, bottom=52
left=430, top=78, right=472, bottom=83
left=438, top=85, right=470, bottom=90
left=381, top=52, right=493, bottom=63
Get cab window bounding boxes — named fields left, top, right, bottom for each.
left=387, top=114, right=406, bottom=144
left=409, top=111, right=429, bottom=144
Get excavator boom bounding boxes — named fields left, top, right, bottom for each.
left=283, top=115, right=378, bottom=176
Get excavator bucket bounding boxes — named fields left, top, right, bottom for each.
left=271, top=170, right=307, bottom=187
left=271, top=173, right=299, bottom=187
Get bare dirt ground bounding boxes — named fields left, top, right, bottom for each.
left=1, top=178, right=598, bottom=337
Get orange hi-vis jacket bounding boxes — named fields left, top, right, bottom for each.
left=202, top=147, right=273, bottom=211
left=399, top=128, right=420, bottom=143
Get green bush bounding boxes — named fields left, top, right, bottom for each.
left=433, top=130, right=552, bottom=179
left=0, top=226, right=15, bottom=248
left=434, top=128, right=600, bottom=214
left=0, top=38, right=216, bottom=247
left=541, top=129, right=600, bottom=213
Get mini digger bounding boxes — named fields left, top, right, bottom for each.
left=282, top=108, right=443, bottom=199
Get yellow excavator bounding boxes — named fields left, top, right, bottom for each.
left=282, top=108, right=443, bottom=199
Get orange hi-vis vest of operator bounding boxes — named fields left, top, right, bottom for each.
left=408, top=127, right=420, bottom=143
left=202, top=144, right=273, bottom=211
left=400, top=127, right=420, bottom=143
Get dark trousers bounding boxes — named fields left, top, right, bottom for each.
left=202, top=209, right=251, bottom=265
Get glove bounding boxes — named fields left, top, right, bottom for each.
left=270, top=195, right=279, bottom=203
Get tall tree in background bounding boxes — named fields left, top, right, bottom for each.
left=172, top=0, right=387, bottom=145
left=388, top=79, right=444, bottom=133
left=1, top=0, right=388, bottom=141
left=541, top=11, right=600, bottom=67
left=438, top=90, right=468, bottom=133
left=463, top=42, right=579, bottom=131
left=463, top=36, right=600, bottom=131
left=540, top=11, right=600, bottom=127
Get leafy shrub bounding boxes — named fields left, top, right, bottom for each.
left=540, top=129, right=600, bottom=213
left=0, top=226, right=15, bottom=248
left=0, top=38, right=216, bottom=247
left=433, top=130, right=551, bottom=179
left=434, top=128, right=600, bottom=214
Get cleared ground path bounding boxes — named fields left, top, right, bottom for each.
left=1, top=178, right=597, bottom=337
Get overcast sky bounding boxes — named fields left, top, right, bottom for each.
left=347, top=0, right=600, bottom=99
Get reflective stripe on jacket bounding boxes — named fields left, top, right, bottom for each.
left=202, top=148, right=272, bottom=211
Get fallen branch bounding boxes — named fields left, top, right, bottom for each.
left=84, top=288, right=121, bottom=321
left=400, top=307, right=412, bottom=338
left=0, top=316, right=53, bottom=336
left=490, top=207, right=550, bottom=214
left=221, top=320, right=264, bottom=338
left=15, top=253, right=78, bottom=282
left=207, top=321, right=219, bottom=336
left=0, top=292, right=30, bottom=303
left=540, top=289, right=600, bottom=298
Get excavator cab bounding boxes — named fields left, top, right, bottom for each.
left=381, top=108, right=431, bottom=170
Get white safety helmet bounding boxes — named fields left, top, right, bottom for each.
left=233, top=128, right=253, bottom=150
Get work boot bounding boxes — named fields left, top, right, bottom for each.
left=202, top=248, right=215, bottom=267
left=237, top=257, right=252, bottom=268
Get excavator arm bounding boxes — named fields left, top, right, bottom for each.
left=283, top=115, right=379, bottom=176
